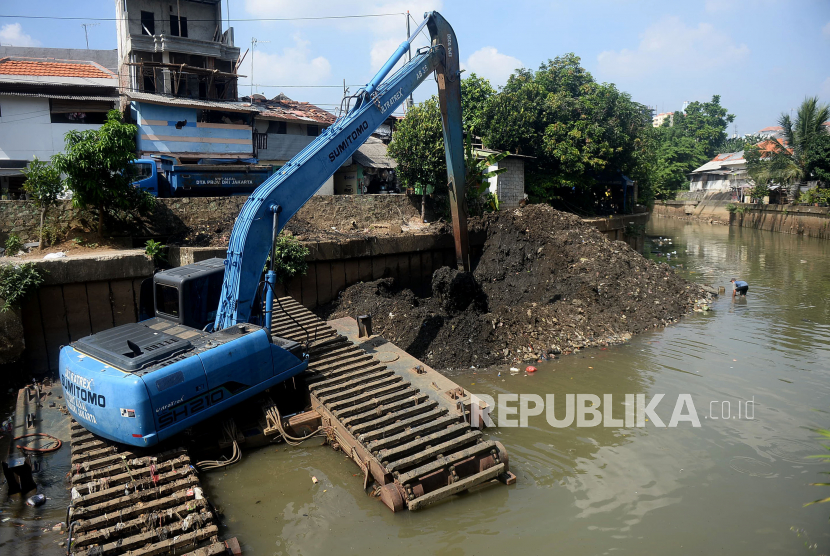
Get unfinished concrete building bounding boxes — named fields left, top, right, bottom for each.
left=115, top=0, right=240, bottom=100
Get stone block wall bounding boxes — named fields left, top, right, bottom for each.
left=0, top=194, right=429, bottom=244
left=496, top=158, right=525, bottom=209
left=0, top=200, right=86, bottom=243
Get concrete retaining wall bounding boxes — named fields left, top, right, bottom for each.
left=15, top=251, right=155, bottom=374
left=653, top=200, right=830, bottom=239
left=10, top=208, right=649, bottom=374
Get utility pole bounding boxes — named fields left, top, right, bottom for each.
left=405, top=12, right=414, bottom=111
left=250, top=37, right=270, bottom=97
left=81, top=23, right=100, bottom=49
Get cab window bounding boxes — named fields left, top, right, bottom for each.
left=134, top=162, right=154, bottom=180
left=155, top=284, right=179, bottom=317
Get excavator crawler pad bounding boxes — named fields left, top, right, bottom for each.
left=66, top=420, right=236, bottom=556
left=271, top=297, right=515, bottom=511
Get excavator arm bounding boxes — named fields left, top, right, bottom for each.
left=215, top=11, right=469, bottom=331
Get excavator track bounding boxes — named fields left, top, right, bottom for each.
left=66, top=421, right=236, bottom=556
left=270, top=297, right=515, bottom=512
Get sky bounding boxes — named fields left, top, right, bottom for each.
left=1, top=0, right=829, bottom=134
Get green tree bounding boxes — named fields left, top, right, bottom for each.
left=460, top=73, right=496, bottom=139
left=52, top=110, right=151, bottom=237
left=22, top=157, right=63, bottom=250
left=646, top=96, right=735, bottom=199
left=780, top=96, right=830, bottom=168
left=716, top=134, right=763, bottom=155
left=481, top=54, right=652, bottom=207
left=464, top=135, right=507, bottom=216
left=746, top=97, right=830, bottom=200
left=673, top=95, right=735, bottom=157
left=805, top=133, right=830, bottom=184
left=387, top=97, right=446, bottom=220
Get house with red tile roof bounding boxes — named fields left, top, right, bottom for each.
left=0, top=55, right=119, bottom=198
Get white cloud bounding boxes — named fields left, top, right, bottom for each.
left=0, top=23, right=40, bottom=47
left=462, top=47, right=523, bottom=88
left=247, top=33, right=331, bottom=92
left=243, top=0, right=441, bottom=73
left=823, top=21, right=830, bottom=38
left=597, top=16, right=749, bottom=80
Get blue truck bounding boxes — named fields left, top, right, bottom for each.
left=131, top=158, right=274, bottom=197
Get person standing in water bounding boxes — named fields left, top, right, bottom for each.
left=731, top=278, right=749, bottom=299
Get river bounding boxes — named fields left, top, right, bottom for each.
left=202, top=218, right=830, bottom=555
left=3, top=218, right=829, bottom=555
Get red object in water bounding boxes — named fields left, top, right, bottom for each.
left=526, top=365, right=537, bottom=373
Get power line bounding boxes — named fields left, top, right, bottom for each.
left=0, top=13, right=405, bottom=22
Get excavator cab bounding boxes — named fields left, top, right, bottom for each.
left=138, top=259, right=261, bottom=330
left=60, top=259, right=306, bottom=447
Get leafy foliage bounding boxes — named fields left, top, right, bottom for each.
left=22, top=157, right=64, bottom=249
left=0, top=262, right=44, bottom=312
left=144, top=239, right=166, bottom=265
left=481, top=54, right=652, bottom=207
left=647, top=96, right=736, bottom=199
left=387, top=97, right=446, bottom=197
left=4, top=234, right=23, bottom=257
left=800, top=186, right=830, bottom=205
left=716, top=134, right=763, bottom=155
left=464, top=135, right=507, bottom=216
left=460, top=73, right=496, bottom=139
left=271, top=234, right=309, bottom=285
left=749, top=97, right=830, bottom=198
left=52, top=110, right=153, bottom=236
left=805, top=133, right=830, bottom=184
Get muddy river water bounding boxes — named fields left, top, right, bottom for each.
left=3, top=217, right=829, bottom=555
left=203, top=218, right=830, bottom=555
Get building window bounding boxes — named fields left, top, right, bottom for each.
left=307, top=124, right=319, bottom=136
left=140, top=11, right=155, bottom=35
left=270, top=121, right=286, bottom=134
left=169, top=15, right=188, bottom=37
left=254, top=132, right=268, bottom=150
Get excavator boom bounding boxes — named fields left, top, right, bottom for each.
left=215, top=11, right=469, bottom=330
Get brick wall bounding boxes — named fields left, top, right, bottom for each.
left=496, top=158, right=525, bottom=209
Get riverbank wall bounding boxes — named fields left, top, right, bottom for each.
left=2, top=208, right=649, bottom=374
left=653, top=196, right=830, bottom=239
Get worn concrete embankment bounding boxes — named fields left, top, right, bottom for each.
left=4, top=208, right=649, bottom=374
left=654, top=199, right=830, bottom=239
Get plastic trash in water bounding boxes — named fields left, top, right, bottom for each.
left=26, top=494, right=46, bottom=507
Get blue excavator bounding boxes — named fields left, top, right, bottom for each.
left=58, top=12, right=471, bottom=447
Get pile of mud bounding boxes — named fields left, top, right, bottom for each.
left=319, top=205, right=713, bottom=369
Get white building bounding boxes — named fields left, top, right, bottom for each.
left=0, top=56, right=119, bottom=198
left=688, top=151, right=748, bottom=193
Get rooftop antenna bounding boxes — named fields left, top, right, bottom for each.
left=251, top=37, right=270, bottom=97
left=81, top=22, right=100, bottom=49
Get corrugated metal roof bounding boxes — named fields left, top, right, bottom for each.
left=126, top=91, right=258, bottom=113
left=0, top=91, right=118, bottom=101
left=248, top=94, right=335, bottom=125
left=352, top=136, right=397, bottom=169
left=691, top=151, right=745, bottom=173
